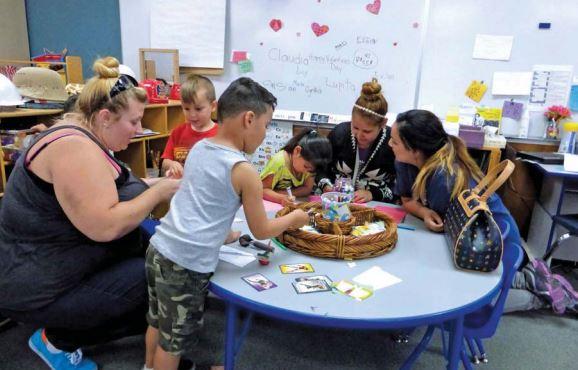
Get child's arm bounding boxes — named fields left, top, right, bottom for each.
left=290, top=176, right=315, bottom=197
left=261, top=174, right=293, bottom=204
left=401, top=196, right=444, bottom=232
left=234, top=163, right=309, bottom=240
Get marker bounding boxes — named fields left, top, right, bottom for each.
left=397, top=223, right=416, bottom=231
left=286, top=187, right=294, bottom=200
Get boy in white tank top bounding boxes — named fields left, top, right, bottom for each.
left=145, top=78, right=309, bottom=370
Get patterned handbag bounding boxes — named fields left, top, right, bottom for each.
left=444, top=160, right=515, bottom=272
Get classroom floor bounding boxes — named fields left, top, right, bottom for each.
left=1, top=271, right=577, bottom=370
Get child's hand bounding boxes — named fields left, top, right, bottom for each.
left=322, top=185, right=332, bottom=193
left=281, top=195, right=297, bottom=207
left=165, top=161, right=184, bottom=179
left=289, top=209, right=309, bottom=229
left=353, top=189, right=373, bottom=203
left=225, top=230, right=241, bottom=244
left=423, top=209, right=444, bottom=232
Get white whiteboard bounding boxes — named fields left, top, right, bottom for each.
left=418, top=0, right=578, bottom=137
left=211, top=0, right=427, bottom=115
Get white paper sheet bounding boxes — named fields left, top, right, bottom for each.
left=472, top=34, right=514, bottom=61
left=150, top=0, right=226, bottom=68
left=492, top=72, right=532, bottom=95
left=352, top=266, right=402, bottom=291
left=219, top=245, right=255, bottom=267
left=529, top=65, right=574, bottom=108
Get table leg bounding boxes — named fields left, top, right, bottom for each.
left=446, top=316, right=464, bottom=370
left=225, top=302, right=239, bottom=370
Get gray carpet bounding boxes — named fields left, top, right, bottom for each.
left=1, top=296, right=577, bottom=370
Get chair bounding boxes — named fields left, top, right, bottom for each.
left=140, top=218, right=161, bottom=243
left=543, top=215, right=578, bottom=261
left=402, top=242, right=524, bottom=369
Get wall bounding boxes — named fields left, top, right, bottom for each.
left=25, top=0, right=123, bottom=80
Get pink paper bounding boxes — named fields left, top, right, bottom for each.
left=308, top=195, right=322, bottom=202
left=374, top=205, right=407, bottom=224
left=231, top=51, right=248, bottom=63
left=263, top=200, right=283, bottom=212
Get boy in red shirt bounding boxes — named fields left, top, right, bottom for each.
left=161, top=74, right=218, bottom=178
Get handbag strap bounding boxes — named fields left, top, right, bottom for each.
left=472, top=160, right=515, bottom=202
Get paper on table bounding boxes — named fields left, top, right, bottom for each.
left=263, top=200, right=283, bottom=212
left=219, top=245, right=255, bottom=267
left=353, top=266, right=402, bottom=290
left=472, top=34, right=513, bottom=61
left=492, top=72, right=532, bottom=96
left=374, top=205, right=406, bottom=224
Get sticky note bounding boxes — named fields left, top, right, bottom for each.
left=238, top=60, right=253, bottom=73
left=502, top=101, right=524, bottom=120
left=230, top=50, right=248, bottom=63
left=465, top=80, right=487, bottom=102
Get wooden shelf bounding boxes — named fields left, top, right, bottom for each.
left=0, top=108, right=62, bottom=118
left=0, top=102, right=182, bottom=197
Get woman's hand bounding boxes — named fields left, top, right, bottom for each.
left=152, top=178, right=181, bottom=202
left=353, top=189, right=373, bottom=203
left=164, top=160, right=184, bottom=179
left=423, top=209, right=444, bottom=232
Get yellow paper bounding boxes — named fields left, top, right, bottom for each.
left=445, top=106, right=460, bottom=123
left=465, top=80, right=487, bottom=102
left=476, top=107, right=502, bottom=121
left=476, top=107, right=503, bottom=129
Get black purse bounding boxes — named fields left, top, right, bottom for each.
left=444, top=160, right=515, bottom=272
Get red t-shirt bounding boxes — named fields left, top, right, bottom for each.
left=161, top=122, right=219, bottom=164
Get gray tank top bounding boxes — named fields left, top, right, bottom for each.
left=151, top=139, right=247, bottom=273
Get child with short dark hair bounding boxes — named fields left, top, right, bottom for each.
left=161, top=74, right=218, bottom=178
left=261, top=128, right=332, bottom=204
left=144, top=77, right=309, bottom=370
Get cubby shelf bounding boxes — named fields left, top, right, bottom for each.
left=0, top=101, right=183, bottom=198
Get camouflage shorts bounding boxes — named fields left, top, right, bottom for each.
left=145, top=246, right=213, bottom=356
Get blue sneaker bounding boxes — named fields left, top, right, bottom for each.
left=28, top=329, right=97, bottom=370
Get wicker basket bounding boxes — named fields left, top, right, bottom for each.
left=275, top=202, right=398, bottom=260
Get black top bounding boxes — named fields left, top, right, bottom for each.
left=318, top=121, right=396, bottom=202
left=0, top=125, right=148, bottom=311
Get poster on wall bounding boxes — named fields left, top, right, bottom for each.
left=249, top=121, right=293, bottom=173
left=150, top=0, right=226, bottom=68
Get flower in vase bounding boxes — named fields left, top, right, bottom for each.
left=545, top=105, right=572, bottom=122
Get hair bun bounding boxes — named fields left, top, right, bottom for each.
left=360, top=78, right=382, bottom=101
left=92, top=56, right=120, bottom=79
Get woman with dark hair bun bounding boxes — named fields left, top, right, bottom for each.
left=318, top=78, right=396, bottom=203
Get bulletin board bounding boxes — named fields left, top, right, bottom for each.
left=418, top=0, right=578, bottom=137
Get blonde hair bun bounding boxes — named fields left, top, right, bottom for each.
left=360, top=78, right=382, bottom=102
left=93, top=57, right=120, bottom=79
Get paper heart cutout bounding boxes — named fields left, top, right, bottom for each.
left=311, top=22, right=329, bottom=37
left=366, top=0, right=381, bottom=15
left=269, top=19, right=282, bottom=32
